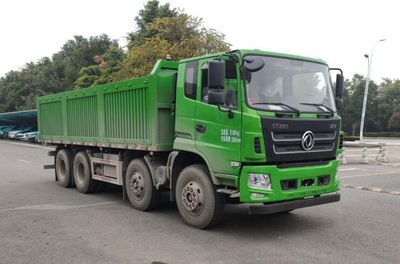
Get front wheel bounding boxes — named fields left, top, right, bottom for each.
left=175, top=164, right=224, bottom=229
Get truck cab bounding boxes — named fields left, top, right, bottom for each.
left=173, top=49, right=343, bottom=221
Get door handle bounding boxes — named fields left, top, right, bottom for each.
left=196, top=124, right=206, bottom=133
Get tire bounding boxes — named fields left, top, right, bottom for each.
left=55, top=149, right=74, bottom=188
left=73, top=151, right=97, bottom=194
left=175, top=164, right=224, bottom=229
left=125, top=158, right=158, bottom=211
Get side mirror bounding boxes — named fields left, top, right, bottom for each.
left=208, top=60, right=225, bottom=90
left=335, top=98, right=343, bottom=111
left=243, top=57, right=265, bottom=72
left=208, top=90, right=224, bottom=105
left=335, top=74, right=344, bottom=99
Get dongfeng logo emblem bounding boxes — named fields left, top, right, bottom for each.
left=301, top=131, right=315, bottom=151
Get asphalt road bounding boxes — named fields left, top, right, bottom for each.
left=0, top=141, right=399, bottom=264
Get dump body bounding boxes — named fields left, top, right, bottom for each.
left=37, top=60, right=178, bottom=151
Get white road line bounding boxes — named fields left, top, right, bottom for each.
left=338, top=168, right=356, bottom=171
left=340, top=171, right=400, bottom=179
left=18, top=159, right=32, bottom=164
left=0, top=201, right=119, bottom=213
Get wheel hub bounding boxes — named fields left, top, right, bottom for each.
left=76, top=162, right=85, bottom=185
left=129, top=172, right=144, bottom=198
left=182, top=181, right=204, bottom=213
left=58, top=160, right=66, bottom=181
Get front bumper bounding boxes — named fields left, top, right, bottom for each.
left=248, top=192, right=340, bottom=214
left=239, top=159, right=340, bottom=203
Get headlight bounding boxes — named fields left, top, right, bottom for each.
left=248, top=173, right=271, bottom=190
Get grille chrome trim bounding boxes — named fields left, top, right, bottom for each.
left=271, top=131, right=337, bottom=142
left=273, top=144, right=335, bottom=155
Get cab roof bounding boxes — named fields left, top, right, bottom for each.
left=180, top=49, right=328, bottom=65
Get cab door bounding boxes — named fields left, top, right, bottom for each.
left=194, top=58, right=242, bottom=175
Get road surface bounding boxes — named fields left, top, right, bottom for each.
left=0, top=141, right=399, bottom=264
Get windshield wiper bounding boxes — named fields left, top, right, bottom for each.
left=300, top=103, right=334, bottom=116
left=252, top=102, right=300, bottom=117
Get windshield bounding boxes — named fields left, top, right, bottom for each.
left=245, top=55, right=336, bottom=114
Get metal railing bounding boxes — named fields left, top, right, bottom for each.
left=338, top=142, right=388, bottom=164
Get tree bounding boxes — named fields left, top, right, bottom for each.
left=74, top=65, right=101, bottom=88
left=75, top=41, right=125, bottom=88
left=53, top=34, right=113, bottom=89
left=128, top=0, right=178, bottom=48
left=377, top=78, right=400, bottom=130
left=340, top=74, right=380, bottom=135
left=120, top=14, right=231, bottom=79
left=0, top=34, right=115, bottom=111
left=388, top=110, right=400, bottom=130
left=93, top=42, right=125, bottom=85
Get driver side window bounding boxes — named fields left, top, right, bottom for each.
left=200, top=60, right=238, bottom=108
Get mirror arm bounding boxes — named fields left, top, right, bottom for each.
left=225, top=52, right=240, bottom=63
left=329, top=68, right=343, bottom=75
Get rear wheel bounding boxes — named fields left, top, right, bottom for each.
left=125, top=158, right=158, bottom=211
left=55, top=149, right=74, bottom=188
left=175, top=164, right=224, bottom=229
left=73, top=151, right=97, bottom=194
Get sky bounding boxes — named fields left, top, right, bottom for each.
left=1, top=0, right=399, bottom=82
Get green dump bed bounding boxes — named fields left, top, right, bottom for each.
left=37, top=60, right=178, bottom=151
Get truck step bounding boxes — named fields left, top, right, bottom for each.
left=43, top=164, right=55, bottom=169
left=217, top=188, right=239, bottom=195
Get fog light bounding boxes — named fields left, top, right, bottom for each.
left=318, top=175, right=330, bottom=185
left=248, top=173, right=271, bottom=190
left=251, top=193, right=266, bottom=199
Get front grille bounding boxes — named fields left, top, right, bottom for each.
left=272, top=131, right=336, bottom=154
left=261, top=117, right=340, bottom=163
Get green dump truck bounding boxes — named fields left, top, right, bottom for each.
left=37, top=49, right=344, bottom=228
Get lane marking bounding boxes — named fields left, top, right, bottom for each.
left=338, top=168, right=356, bottom=171
left=342, top=184, right=400, bottom=197
left=0, top=201, right=119, bottom=213
left=18, top=159, right=32, bottom=164
left=339, top=171, right=400, bottom=179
